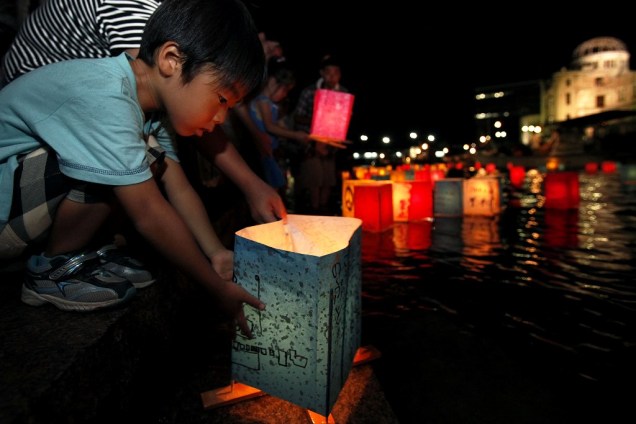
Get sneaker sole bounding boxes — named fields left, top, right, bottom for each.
left=132, top=279, right=156, bottom=289
left=21, top=284, right=137, bottom=312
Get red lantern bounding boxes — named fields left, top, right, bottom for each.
left=310, top=89, right=355, bottom=143
left=601, top=161, right=617, bottom=173
left=509, top=165, right=526, bottom=189
left=392, top=180, right=433, bottom=222
left=341, top=180, right=392, bottom=232
left=584, top=162, right=599, bottom=174
left=544, top=171, right=579, bottom=209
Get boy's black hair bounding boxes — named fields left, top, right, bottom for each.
left=138, top=0, right=265, bottom=99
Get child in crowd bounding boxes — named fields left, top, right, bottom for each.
left=248, top=57, right=310, bottom=198
left=0, top=0, right=264, bottom=337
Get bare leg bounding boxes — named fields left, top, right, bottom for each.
left=45, top=198, right=111, bottom=257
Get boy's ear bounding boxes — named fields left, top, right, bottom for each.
left=156, top=42, right=182, bottom=77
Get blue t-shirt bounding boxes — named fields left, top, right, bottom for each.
left=0, top=52, right=177, bottom=223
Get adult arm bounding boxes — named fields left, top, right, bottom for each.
left=194, top=127, right=287, bottom=224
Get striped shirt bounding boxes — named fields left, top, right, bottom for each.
left=2, top=0, right=160, bottom=84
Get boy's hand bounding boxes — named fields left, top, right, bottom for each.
left=211, top=249, right=234, bottom=280
left=217, top=281, right=265, bottom=339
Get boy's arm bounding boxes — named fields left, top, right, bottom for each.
left=159, top=156, right=228, bottom=259
left=113, top=178, right=263, bottom=337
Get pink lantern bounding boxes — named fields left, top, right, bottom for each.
left=310, top=89, right=355, bottom=142
left=544, top=171, right=579, bottom=209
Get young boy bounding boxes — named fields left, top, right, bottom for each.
left=0, top=0, right=264, bottom=337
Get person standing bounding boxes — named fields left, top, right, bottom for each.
left=292, top=54, right=348, bottom=215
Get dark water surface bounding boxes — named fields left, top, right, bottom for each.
left=358, top=167, right=636, bottom=421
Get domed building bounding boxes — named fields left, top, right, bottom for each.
left=474, top=36, right=636, bottom=159
left=544, top=36, right=635, bottom=123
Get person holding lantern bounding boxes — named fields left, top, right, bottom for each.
left=292, top=54, right=349, bottom=215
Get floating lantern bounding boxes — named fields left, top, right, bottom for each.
left=232, top=215, right=362, bottom=417
left=310, top=89, right=355, bottom=143
left=392, top=180, right=433, bottom=222
left=509, top=165, right=526, bottom=189
left=620, top=163, right=636, bottom=184
left=584, top=162, right=599, bottom=174
left=546, top=157, right=561, bottom=172
left=433, top=178, right=464, bottom=217
left=353, top=166, right=370, bottom=180
left=341, top=180, right=393, bottom=232
left=544, top=171, right=579, bottom=209
left=485, top=163, right=497, bottom=174
left=601, top=161, right=617, bottom=174
left=463, top=177, right=501, bottom=216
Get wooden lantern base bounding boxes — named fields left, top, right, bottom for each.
left=200, top=345, right=382, bottom=422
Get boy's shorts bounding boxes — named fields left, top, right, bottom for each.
left=0, top=144, right=165, bottom=259
left=0, top=148, right=70, bottom=258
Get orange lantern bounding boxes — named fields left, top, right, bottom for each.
left=544, top=171, right=579, bottom=209
left=546, top=157, right=561, bottom=172
left=463, top=177, right=501, bottom=216
left=392, top=180, right=433, bottom=222
left=310, top=89, right=355, bottom=143
left=341, top=180, right=393, bottom=232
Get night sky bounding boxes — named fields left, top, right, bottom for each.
left=247, top=3, right=636, bottom=149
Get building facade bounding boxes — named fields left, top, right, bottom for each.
left=475, top=36, right=636, bottom=157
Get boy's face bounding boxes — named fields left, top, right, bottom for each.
left=164, top=69, right=246, bottom=138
